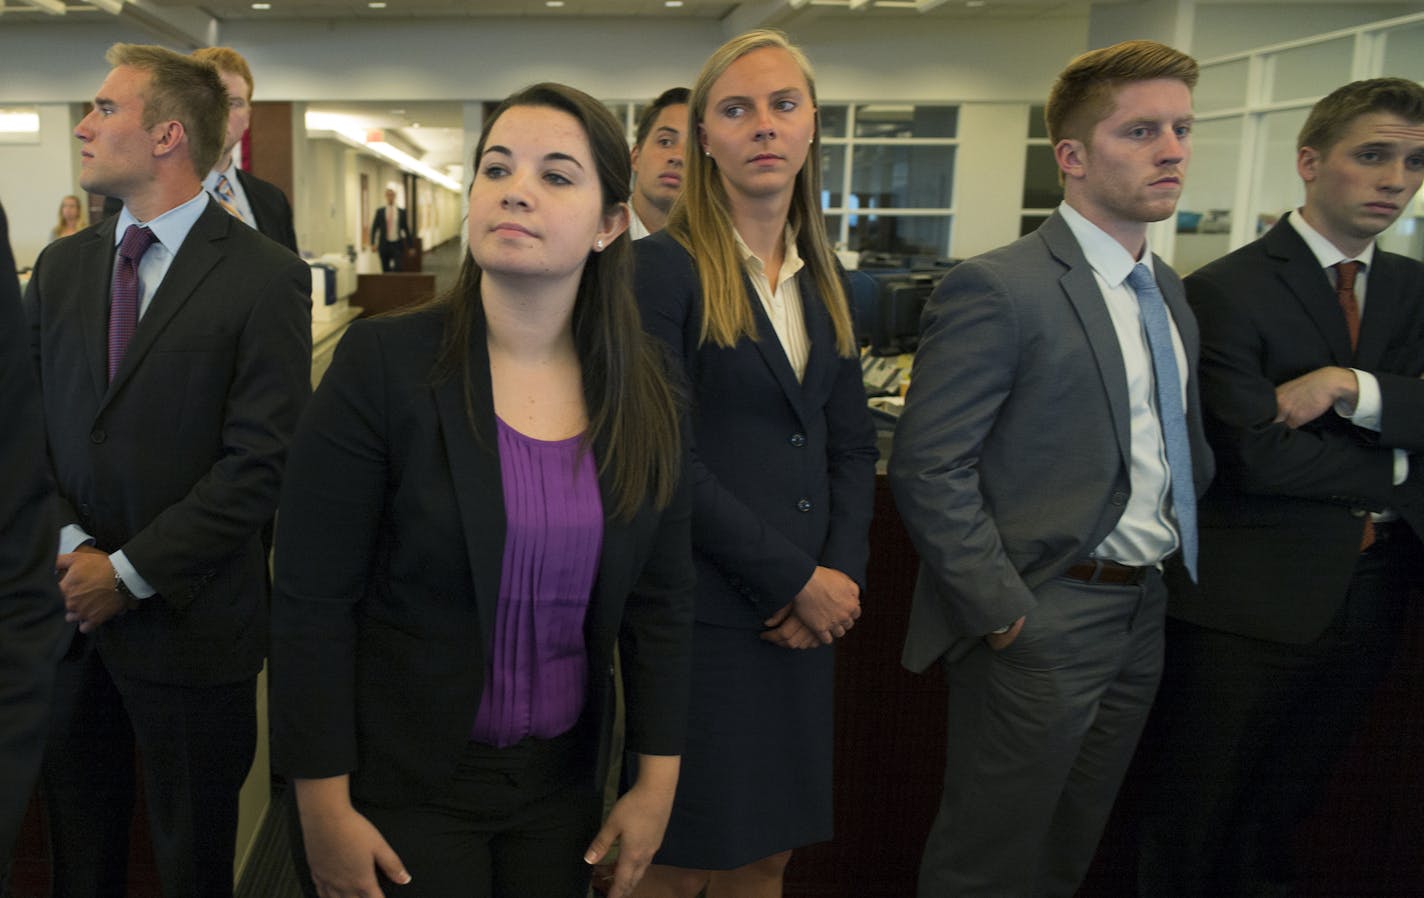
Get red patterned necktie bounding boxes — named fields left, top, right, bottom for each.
left=108, top=225, right=159, bottom=382
left=1334, top=260, right=1374, bottom=552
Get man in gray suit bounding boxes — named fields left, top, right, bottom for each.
left=889, top=40, right=1212, bottom=897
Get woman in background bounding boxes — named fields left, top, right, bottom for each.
left=270, top=82, right=693, bottom=898
left=50, top=195, right=85, bottom=241
left=631, top=29, right=877, bottom=898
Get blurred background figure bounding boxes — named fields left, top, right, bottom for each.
left=49, top=194, right=85, bottom=242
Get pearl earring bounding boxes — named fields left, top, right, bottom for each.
left=595, top=239, right=604, bottom=250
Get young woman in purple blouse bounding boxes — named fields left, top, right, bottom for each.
left=270, top=83, right=694, bottom=898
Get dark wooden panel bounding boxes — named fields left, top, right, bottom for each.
left=353, top=272, right=436, bottom=318
left=248, top=102, right=294, bottom=203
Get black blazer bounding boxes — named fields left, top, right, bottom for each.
left=0, top=202, right=65, bottom=850
left=269, top=308, right=695, bottom=807
left=369, top=206, right=411, bottom=247
left=235, top=168, right=299, bottom=255
left=634, top=231, right=877, bottom=629
left=1178, top=214, right=1424, bottom=644
left=104, top=170, right=298, bottom=255
left=24, top=198, right=312, bottom=686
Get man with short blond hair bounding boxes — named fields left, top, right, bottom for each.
left=891, top=40, right=1211, bottom=897
left=26, top=43, right=310, bottom=898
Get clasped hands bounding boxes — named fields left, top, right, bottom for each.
left=55, top=544, right=130, bottom=633
left=761, top=565, right=861, bottom=649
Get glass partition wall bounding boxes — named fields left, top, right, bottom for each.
left=1177, top=10, right=1424, bottom=273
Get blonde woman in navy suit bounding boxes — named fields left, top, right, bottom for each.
left=631, top=29, right=877, bottom=898
left=271, top=83, right=693, bottom=898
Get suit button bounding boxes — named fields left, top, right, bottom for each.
left=796, top=498, right=812, bottom=513
left=79, top=503, right=92, bottom=518
left=789, top=433, right=807, bottom=448
left=90, top=429, right=106, bottom=444
left=1110, top=491, right=1128, bottom=507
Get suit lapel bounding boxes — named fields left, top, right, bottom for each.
left=1267, top=220, right=1354, bottom=364
left=797, top=268, right=836, bottom=402
left=433, top=342, right=507, bottom=652
left=105, top=202, right=226, bottom=404
left=587, top=450, right=630, bottom=650
left=742, top=271, right=811, bottom=427
left=235, top=169, right=265, bottom=233
left=1356, top=252, right=1396, bottom=368
left=80, top=218, right=119, bottom=400
left=1039, top=213, right=1132, bottom=467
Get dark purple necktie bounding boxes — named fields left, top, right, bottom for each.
left=108, top=225, right=159, bottom=382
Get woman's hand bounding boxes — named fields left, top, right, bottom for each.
left=295, top=776, right=411, bottom=898
left=761, top=603, right=820, bottom=649
left=584, top=755, right=680, bottom=898
left=791, top=566, right=861, bottom=644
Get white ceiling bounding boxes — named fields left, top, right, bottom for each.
left=0, top=0, right=1106, bottom=26
left=3, top=0, right=1409, bottom=182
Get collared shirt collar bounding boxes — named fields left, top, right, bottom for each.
left=733, top=221, right=805, bottom=282
left=114, top=189, right=210, bottom=253
left=1287, top=208, right=1376, bottom=271
left=1058, top=201, right=1155, bottom=289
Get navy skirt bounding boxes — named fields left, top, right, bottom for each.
left=651, top=619, right=834, bottom=869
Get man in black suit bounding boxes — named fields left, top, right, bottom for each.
left=25, top=44, right=310, bottom=898
left=0, top=200, right=65, bottom=859
left=369, top=187, right=411, bottom=271
left=1139, top=78, right=1424, bottom=897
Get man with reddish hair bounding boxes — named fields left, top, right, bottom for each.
left=892, top=40, right=1210, bottom=897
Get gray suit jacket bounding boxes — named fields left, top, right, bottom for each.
left=890, top=211, right=1213, bottom=672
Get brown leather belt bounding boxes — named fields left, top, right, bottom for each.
left=1061, top=558, right=1151, bottom=586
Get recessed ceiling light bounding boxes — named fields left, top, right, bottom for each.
left=545, top=0, right=564, bottom=6
left=368, top=2, right=385, bottom=7
left=250, top=2, right=270, bottom=8
left=665, top=0, right=683, bottom=6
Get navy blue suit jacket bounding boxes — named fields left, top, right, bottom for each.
left=634, top=231, right=877, bottom=629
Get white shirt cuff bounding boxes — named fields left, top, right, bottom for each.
left=110, top=550, right=157, bottom=599
left=1339, top=368, right=1381, bottom=430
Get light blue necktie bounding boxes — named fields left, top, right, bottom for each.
left=1125, top=263, right=1198, bottom=581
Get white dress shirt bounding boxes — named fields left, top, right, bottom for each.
left=735, top=224, right=810, bottom=383
left=1059, top=202, right=1190, bottom=567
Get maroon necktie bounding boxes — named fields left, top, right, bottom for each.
left=108, top=225, right=159, bottom=382
left=1334, top=260, right=1374, bottom=552
left=1334, top=260, right=1362, bottom=349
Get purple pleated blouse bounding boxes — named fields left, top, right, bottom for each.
left=469, top=417, right=604, bottom=748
